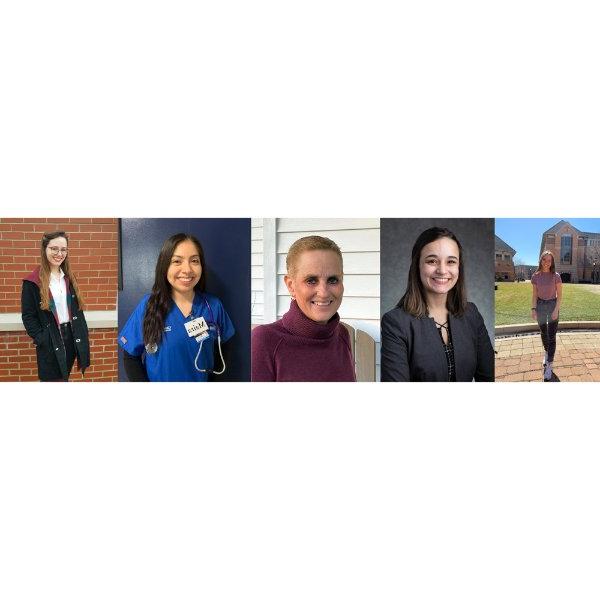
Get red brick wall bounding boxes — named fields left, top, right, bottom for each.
left=0, top=218, right=118, bottom=382
left=0, top=329, right=118, bottom=382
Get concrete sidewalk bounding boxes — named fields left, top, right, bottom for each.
left=495, top=331, right=600, bottom=382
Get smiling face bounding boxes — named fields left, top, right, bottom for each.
left=284, top=249, right=344, bottom=324
left=540, top=253, right=553, bottom=272
left=166, top=239, right=202, bottom=297
left=45, top=236, right=68, bottom=270
left=419, top=237, right=460, bottom=299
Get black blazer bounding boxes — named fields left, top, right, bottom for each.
left=381, top=303, right=494, bottom=382
left=21, top=274, right=90, bottom=381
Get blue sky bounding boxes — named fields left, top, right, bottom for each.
left=495, top=219, right=600, bottom=265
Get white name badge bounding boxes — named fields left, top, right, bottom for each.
left=185, top=316, right=209, bottom=338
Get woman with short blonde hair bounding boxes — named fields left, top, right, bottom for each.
left=251, top=235, right=355, bottom=381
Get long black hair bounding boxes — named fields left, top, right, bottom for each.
left=143, top=233, right=206, bottom=347
left=397, top=227, right=467, bottom=317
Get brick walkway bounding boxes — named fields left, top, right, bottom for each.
left=495, top=331, right=600, bottom=382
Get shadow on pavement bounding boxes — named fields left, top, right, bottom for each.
left=544, top=371, right=561, bottom=382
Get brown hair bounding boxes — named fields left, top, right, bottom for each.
left=535, top=250, right=556, bottom=274
left=286, top=235, right=343, bottom=276
left=397, top=227, right=467, bottom=317
left=39, top=231, right=85, bottom=311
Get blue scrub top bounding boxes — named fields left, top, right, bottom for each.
left=118, top=292, right=235, bottom=382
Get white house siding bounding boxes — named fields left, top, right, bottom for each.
left=251, top=219, right=265, bottom=323
left=252, top=218, right=381, bottom=380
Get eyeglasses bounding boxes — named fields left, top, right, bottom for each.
left=48, top=247, right=68, bottom=255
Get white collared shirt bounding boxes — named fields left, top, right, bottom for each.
left=49, top=269, right=70, bottom=324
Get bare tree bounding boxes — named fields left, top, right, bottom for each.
left=589, top=245, right=600, bottom=284
left=582, top=243, right=600, bottom=283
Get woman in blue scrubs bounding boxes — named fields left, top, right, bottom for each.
left=118, top=233, right=235, bottom=381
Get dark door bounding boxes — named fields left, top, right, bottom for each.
left=118, top=218, right=251, bottom=381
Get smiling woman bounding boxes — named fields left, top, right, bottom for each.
left=381, top=227, right=494, bottom=382
left=21, top=231, right=90, bottom=381
left=531, top=250, right=562, bottom=381
left=251, top=235, right=355, bottom=382
left=284, top=248, right=344, bottom=323
left=118, top=233, right=235, bottom=382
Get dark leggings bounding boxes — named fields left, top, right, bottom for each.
left=536, top=299, right=558, bottom=363
left=60, top=322, right=76, bottom=380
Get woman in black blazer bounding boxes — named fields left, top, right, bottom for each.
left=381, top=227, right=494, bottom=382
left=21, top=231, right=90, bottom=381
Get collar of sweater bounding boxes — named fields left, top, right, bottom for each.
left=281, top=299, right=340, bottom=339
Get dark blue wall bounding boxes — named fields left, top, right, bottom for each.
left=118, top=218, right=251, bottom=382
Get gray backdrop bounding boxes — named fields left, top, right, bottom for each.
left=380, top=219, right=495, bottom=341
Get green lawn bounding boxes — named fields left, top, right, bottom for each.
left=495, top=282, right=600, bottom=326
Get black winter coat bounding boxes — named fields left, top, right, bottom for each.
left=21, top=268, right=90, bottom=381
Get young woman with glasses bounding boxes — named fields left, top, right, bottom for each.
left=21, top=231, right=90, bottom=381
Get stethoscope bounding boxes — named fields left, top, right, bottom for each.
left=145, top=295, right=226, bottom=375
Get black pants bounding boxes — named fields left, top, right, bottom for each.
left=60, top=322, right=76, bottom=380
left=536, top=299, right=558, bottom=363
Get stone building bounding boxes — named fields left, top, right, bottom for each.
left=540, top=220, right=600, bottom=283
left=495, top=235, right=516, bottom=281
left=514, top=264, right=538, bottom=281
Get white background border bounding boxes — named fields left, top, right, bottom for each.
left=1, top=1, right=600, bottom=598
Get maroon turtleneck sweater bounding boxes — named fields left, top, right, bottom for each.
left=251, top=300, right=356, bottom=382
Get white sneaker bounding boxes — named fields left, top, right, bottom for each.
left=544, top=363, right=553, bottom=381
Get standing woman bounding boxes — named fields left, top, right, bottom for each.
left=381, top=227, right=494, bottom=382
left=251, top=235, right=355, bottom=382
left=531, top=251, right=562, bottom=381
left=118, top=233, right=235, bottom=382
left=21, top=231, right=90, bottom=381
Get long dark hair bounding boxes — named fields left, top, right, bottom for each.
left=143, top=233, right=206, bottom=347
left=39, top=231, right=85, bottom=311
left=535, top=250, right=556, bottom=274
left=397, top=227, right=467, bottom=317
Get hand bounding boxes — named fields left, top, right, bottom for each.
left=531, top=308, right=537, bottom=316
left=551, top=309, right=559, bottom=321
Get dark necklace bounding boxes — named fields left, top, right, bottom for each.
left=427, top=306, right=449, bottom=336
left=433, top=319, right=449, bottom=333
